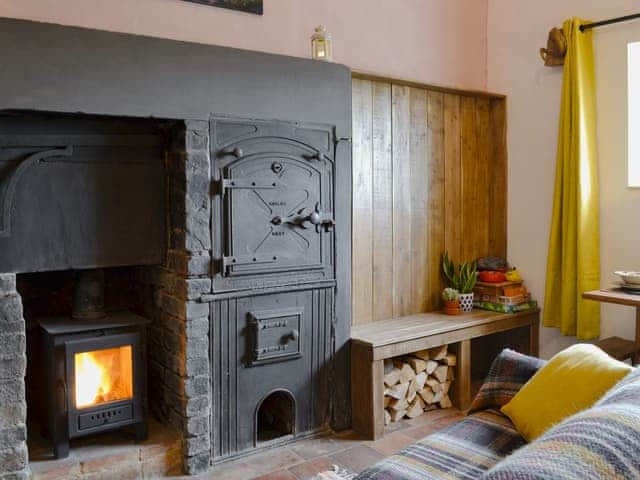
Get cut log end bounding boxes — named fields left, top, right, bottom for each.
left=384, top=369, right=401, bottom=387
left=439, top=394, right=453, bottom=409
left=384, top=346, right=457, bottom=422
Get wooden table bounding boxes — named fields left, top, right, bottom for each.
left=583, top=289, right=640, bottom=363
left=350, top=309, right=540, bottom=439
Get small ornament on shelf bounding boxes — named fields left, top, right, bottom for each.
left=442, top=288, right=461, bottom=316
left=474, top=258, right=537, bottom=313
left=442, top=251, right=477, bottom=312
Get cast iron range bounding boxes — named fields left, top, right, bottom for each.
left=38, top=269, right=149, bottom=458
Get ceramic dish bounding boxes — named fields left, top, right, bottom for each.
left=614, top=271, right=640, bottom=286
left=617, top=282, right=640, bottom=293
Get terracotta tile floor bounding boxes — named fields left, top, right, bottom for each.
left=28, top=408, right=464, bottom=479
left=196, top=408, right=465, bottom=480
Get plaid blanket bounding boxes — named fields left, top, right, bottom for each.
left=355, top=410, right=525, bottom=480
left=482, top=368, right=640, bottom=479
left=469, top=349, right=546, bottom=414
left=356, top=351, right=639, bottom=480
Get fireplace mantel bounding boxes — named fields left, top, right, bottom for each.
left=0, top=18, right=351, bottom=137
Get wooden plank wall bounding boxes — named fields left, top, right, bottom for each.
left=352, top=77, right=507, bottom=325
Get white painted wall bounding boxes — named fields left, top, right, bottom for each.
left=488, top=1, right=640, bottom=357
left=628, top=42, right=640, bottom=187
left=0, top=0, right=488, bottom=90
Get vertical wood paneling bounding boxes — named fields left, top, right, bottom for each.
left=392, top=85, right=412, bottom=317
left=351, top=79, right=374, bottom=325
left=489, top=99, right=508, bottom=258
left=426, top=92, right=446, bottom=311
left=444, top=94, right=462, bottom=262
left=371, top=82, right=394, bottom=320
left=351, top=78, right=507, bottom=325
left=461, top=96, right=479, bottom=262
left=409, top=88, right=429, bottom=313
left=475, top=98, right=491, bottom=258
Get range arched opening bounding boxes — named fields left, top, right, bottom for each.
left=255, top=389, right=296, bottom=445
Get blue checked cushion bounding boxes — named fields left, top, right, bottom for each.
left=481, top=368, right=640, bottom=480
left=468, top=349, right=546, bottom=414
left=355, top=410, right=526, bottom=480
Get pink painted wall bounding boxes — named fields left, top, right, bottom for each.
left=0, top=0, right=488, bottom=90
left=488, top=0, right=640, bottom=357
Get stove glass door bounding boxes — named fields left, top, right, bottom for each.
left=74, top=345, right=133, bottom=409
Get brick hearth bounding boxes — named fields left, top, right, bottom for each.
left=28, top=418, right=181, bottom=480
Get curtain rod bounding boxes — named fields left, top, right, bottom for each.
left=580, top=13, right=640, bottom=32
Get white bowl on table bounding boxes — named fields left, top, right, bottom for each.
left=614, top=271, right=640, bottom=286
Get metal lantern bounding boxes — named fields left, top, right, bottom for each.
left=311, top=25, right=333, bottom=61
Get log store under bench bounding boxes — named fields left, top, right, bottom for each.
left=350, top=309, right=540, bottom=440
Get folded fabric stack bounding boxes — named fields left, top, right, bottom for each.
left=474, top=280, right=538, bottom=313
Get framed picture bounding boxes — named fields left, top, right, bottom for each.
left=182, top=0, right=263, bottom=15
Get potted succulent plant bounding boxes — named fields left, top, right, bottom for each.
left=442, top=251, right=478, bottom=312
left=442, top=288, right=461, bottom=315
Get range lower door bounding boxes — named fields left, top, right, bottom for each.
left=210, top=287, right=334, bottom=460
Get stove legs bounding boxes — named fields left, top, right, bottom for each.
left=53, top=377, right=70, bottom=459
left=53, top=433, right=70, bottom=459
left=135, top=422, right=148, bottom=442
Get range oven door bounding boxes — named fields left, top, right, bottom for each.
left=64, top=332, right=144, bottom=437
left=212, top=118, right=336, bottom=292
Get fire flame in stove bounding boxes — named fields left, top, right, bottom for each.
left=74, top=346, right=133, bottom=408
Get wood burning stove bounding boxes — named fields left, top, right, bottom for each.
left=37, top=270, right=149, bottom=458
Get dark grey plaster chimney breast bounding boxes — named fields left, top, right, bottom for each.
left=0, top=18, right=352, bottom=477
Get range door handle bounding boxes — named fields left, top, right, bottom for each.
left=275, top=203, right=334, bottom=232
left=219, top=147, right=243, bottom=158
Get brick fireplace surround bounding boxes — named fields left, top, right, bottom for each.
left=0, top=118, right=216, bottom=479
left=0, top=19, right=351, bottom=479
left=0, top=275, right=28, bottom=479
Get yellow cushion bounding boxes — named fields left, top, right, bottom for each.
left=501, top=343, right=632, bottom=441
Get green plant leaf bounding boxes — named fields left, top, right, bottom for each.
left=442, top=251, right=458, bottom=288
left=452, top=259, right=477, bottom=293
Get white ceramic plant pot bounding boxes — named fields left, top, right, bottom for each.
left=458, top=292, right=474, bottom=312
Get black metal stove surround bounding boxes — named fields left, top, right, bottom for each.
left=0, top=113, right=166, bottom=273
left=0, top=18, right=352, bottom=477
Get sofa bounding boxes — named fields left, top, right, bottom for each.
left=355, top=349, right=640, bottom=480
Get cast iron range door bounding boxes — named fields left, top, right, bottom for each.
left=210, top=118, right=338, bottom=460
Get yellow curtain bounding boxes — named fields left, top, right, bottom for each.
left=544, top=18, right=600, bottom=340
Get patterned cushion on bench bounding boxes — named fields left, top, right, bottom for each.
left=355, top=410, right=525, bottom=480
left=469, top=349, right=546, bottom=414
left=481, top=368, right=640, bottom=480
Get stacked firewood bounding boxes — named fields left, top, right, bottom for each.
left=383, top=345, right=456, bottom=425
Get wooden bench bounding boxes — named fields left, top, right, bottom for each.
left=350, top=309, right=540, bottom=439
